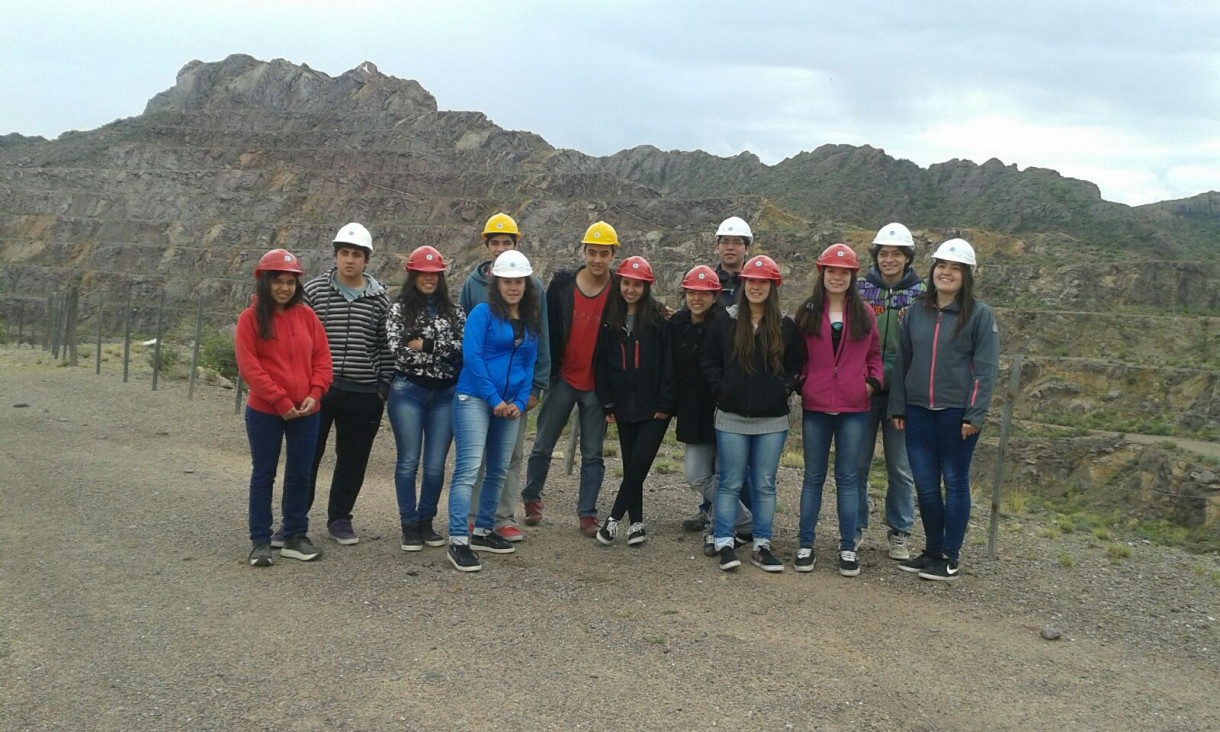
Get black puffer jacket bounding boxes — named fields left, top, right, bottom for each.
left=669, top=308, right=719, bottom=444
left=700, top=307, right=806, bottom=419
left=595, top=314, right=675, bottom=423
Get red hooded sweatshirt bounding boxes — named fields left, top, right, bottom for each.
left=799, top=304, right=883, bottom=413
left=235, top=303, right=333, bottom=416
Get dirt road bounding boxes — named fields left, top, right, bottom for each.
left=1, top=347, right=1217, bottom=731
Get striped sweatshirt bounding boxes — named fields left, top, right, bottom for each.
left=304, top=268, right=394, bottom=395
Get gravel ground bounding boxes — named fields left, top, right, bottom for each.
left=1, top=345, right=1217, bottom=731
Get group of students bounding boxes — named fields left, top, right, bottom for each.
left=234, top=213, right=999, bottom=580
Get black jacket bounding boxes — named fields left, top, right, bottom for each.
left=715, top=265, right=743, bottom=309
left=669, top=308, right=719, bottom=444
left=595, top=313, right=675, bottom=423
left=545, top=266, right=617, bottom=383
left=700, top=308, right=806, bottom=418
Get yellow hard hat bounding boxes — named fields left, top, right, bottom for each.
left=581, top=220, right=619, bottom=247
left=482, top=213, right=520, bottom=239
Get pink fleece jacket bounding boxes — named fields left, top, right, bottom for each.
left=235, top=304, right=333, bottom=416
left=799, top=305, right=883, bottom=413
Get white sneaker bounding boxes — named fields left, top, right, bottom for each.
left=887, top=531, right=911, bottom=560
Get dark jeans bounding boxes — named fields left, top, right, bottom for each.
left=308, top=387, right=385, bottom=524
left=904, top=405, right=980, bottom=562
left=608, top=416, right=671, bottom=524
left=246, top=407, right=320, bottom=543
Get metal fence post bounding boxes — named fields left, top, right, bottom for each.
left=187, top=293, right=205, bottom=400
left=95, top=292, right=105, bottom=375
left=122, top=288, right=134, bottom=383
left=151, top=289, right=167, bottom=391
left=66, top=287, right=80, bottom=366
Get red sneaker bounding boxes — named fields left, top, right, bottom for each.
left=579, top=516, right=600, bottom=537
left=524, top=501, right=544, bottom=526
left=496, top=526, right=524, bottom=543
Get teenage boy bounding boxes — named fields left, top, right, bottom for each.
left=521, top=221, right=619, bottom=537
left=302, top=222, right=393, bottom=546
left=459, top=213, right=551, bottom=542
left=856, top=222, right=925, bottom=559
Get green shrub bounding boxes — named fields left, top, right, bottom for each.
left=199, top=333, right=238, bottom=381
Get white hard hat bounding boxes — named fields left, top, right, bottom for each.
left=333, top=222, right=374, bottom=254
left=715, top=216, right=753, bottom=244
left=872, top=222, right=914, bottom=248
left=490, top=249, right=533, bottom=277
left=931, top=238, right=977, bottom=270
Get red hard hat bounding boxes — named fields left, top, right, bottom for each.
left=616, top=256, right=654, bottom=283
left=741, top=255, right=783, bottom=286
left=681, top=265, right=722, bottom=292
left=406, top=246, right=447, bottom=272
left=254, top=249, right=304, bottom=278
left=816, top=243, right=860, bottom=271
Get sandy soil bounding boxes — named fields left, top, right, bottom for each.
left=1, top=345, right=1217, bottom=731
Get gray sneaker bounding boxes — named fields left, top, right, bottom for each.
left=249, top=543, right=274, bottom=567
left=327, top=518, right=359, bottom=545
left=270, top=528, right=285, bottom=549
left=887, top=531, right=911, bottom=560
left=281, top=535, right=322, bottom=561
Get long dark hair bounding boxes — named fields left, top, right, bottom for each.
left=396, top=270, right=455, bottom=324
left=604, top=279, right=663, bottom=336
left=922, top=259, right=976, bottom=338
left=488, top=276, right=541, bottom=335
left=254, top=272, right=303, bottom=340
left=732, top=283, right=784, bottom=375
left=795, top=268, right=872, bottom=341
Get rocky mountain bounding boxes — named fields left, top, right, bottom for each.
left=0, top=54, right=1217, bottom=544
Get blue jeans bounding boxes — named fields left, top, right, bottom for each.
left=245, top=407, right=320, bottom=543
left=447, top=393, right=521, bottom=541
left=798, top=410, right=867, bottom=550
left=522, top=377, right=606, bottom=518
left=387, top=376, right=454, bottom=525
left=684, top=441, right=752, bottom=532
left=904, top=405, right=980, bottom=562
left=713, top=428, right=787, bottom=549
left=857, top=391, right=915, bottom=535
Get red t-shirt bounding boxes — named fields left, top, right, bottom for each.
left=560, top=281, right=610, bottom=391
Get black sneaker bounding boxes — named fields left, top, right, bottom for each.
left=281, top=535, right=321, bottom=561
left=794, top=546, right=816, bottom=573
left=471, top=532, right=515, bottom=554
left=918, top=558, right=961, bottom=581
left=898, top=551, right=939, bottom=573
left=627, top=522, right=647, bottom=546
left=718, top=546, right=741, bottom=571
left=596, top=518, right=618, bottom=546
left=838, top=550, right=861, bottom=577
left=401, top=523, right=423, bottom=552
left=447, top=543, right=482, bottom=572
left=682, top=511, right=709, bottom=532
left=751, top=546, right=784, bottom=573
left=418, top=519, right=445, bottom=547
left=249, top=543, right=274, bottom=567
left=702, top=532, right=716, bottom=557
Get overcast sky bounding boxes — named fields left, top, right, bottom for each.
left=4, top=1, right=1217, bottom=206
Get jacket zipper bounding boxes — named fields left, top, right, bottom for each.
left=929, top=310, right=942, bottom=408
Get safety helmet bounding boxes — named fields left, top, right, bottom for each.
left=616, top=256, right=654, bottom=283
left=254, top=249, right=304, bottom=279
left=816, top=243, right=861, bottom=271
left=931, top=238, right=977, bottom=270
left=490, top=250, right=533, bottom=277
left=872, top=222, right=914, bottom=249
left=716, top=216, right=753, bottom=245
left=681, top=265, right=722, bottom=292
left=740, top=255, right=782, bottom=286
left=405, top=246, right=446, bottom=273
left=333, top=222, right=374, bottom=254
left=581, top=220, right=620, bottom=247
left=482, top=213, right=520, bottom=240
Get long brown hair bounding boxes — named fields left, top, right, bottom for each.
left=254, top=272, right=303, bottom=340
left=603, top=280, right=663, bottom=336
left=732, top=283, right=784, bottom=375
left=396, top=270, right=456, bottom=324
left=922, top=260, right=976, bottom=338
left=795, top=268, right=872, bottom=341
left=488, top=276, right=542, bottom=336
